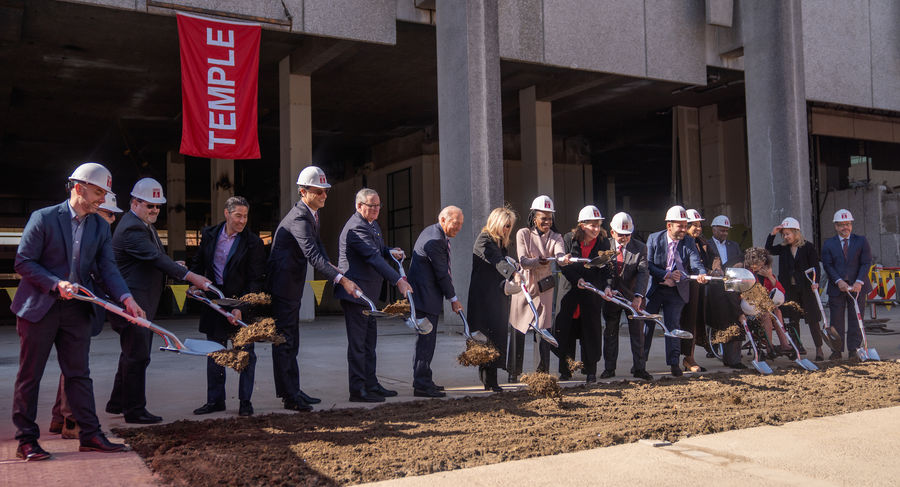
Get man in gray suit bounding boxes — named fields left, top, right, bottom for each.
left=12, top=163, right=143, bottom=460
left=600, top=212, right=652, bottom=381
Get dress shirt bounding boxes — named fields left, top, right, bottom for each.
left=713, top=238, right=728, bottom=265
left=213, top=225, right=239, bottom=285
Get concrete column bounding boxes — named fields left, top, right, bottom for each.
left=435, top=0, right=504, bottom=321
left=520, top=85, right=554, bottom=198
left=210, top=158, right=234, bottom=224
left=278, top=56, right=315, bottom=321
left=741, top=0, right=811, bottom=244
left=165, top=151, right=186, bottom=261
left=675, top=106, right=702, bottom=210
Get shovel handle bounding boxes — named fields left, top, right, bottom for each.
left=186, top=287, right=248, bottom=327
left=206, top=284, right=225, bottom=299
left=354, top=289, right=379, bottom=313
left=804, top=267, right=817, bottom=283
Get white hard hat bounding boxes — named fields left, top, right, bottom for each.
left=530, top=195, right=555, bottom=213
left=577, top=205, right=603, bottom=222
left=664, top=205, right=688, bottom=222
left=686, top=209, right=704, bottom=223
left=610, top=212, right=634, bottom=235
left=130, top=178, right=166, bottom=204
left=780, top=217, right=800, bottom=230
left=740, top=299, right=757, bottom=316
left=69, top=162, right=114, bottom=195
left=833, top=209, right=854, bottom=222
left=98, top=193, right=123, bottom=214
left=770, top=288, right=785, bottom=307
left=296, top=166, right=331, bottom=189
left=711, top=215, right=731, bottom=228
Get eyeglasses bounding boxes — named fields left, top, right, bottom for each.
left=361, top=203, right=381, bottom=208
left=305, top=187, right=329, bottom=195
left=144, top=203, right=161, bottom=209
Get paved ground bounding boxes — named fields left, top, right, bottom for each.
left=1, top=307, right=899, bottom=486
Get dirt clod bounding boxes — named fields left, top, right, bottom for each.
left=457, top=340, right=500, bottom=367
left=567, top=358, right=584, bottom=374
left=232, top=318, right=285, bottom=346
left=208, top=349, right=250, bottom=372
left=381, top=299, right=410, bottom=315
left=782, top=301, right=804, bottom=315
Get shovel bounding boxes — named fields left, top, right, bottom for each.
left=558, top=254, right=611, bottom=268
left=202, top=284, right=245, bottom=308
left=505, top=256, right=559, bottom=347
left=804, top=267, right=841, bottom=350
left=768, top=311, right=818, bottom=371
left=69, top=284, right=224, bottom=356
left=689, top=267, right=756, bottom=292
left=186, top=286, right=249, bottom=327
left=739, top=317, right=773, bottom=374
left=848, top=290, right=880, bottom=361
left=390, top=253, right=433, bottom=335
left=577, top=279, right=692, bottom=339
left=457, top=310, right=489, bottom=344
left=353, top=289, right=399, bottom=318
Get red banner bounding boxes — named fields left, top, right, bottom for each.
left=177, top=13, right=260, bottom=159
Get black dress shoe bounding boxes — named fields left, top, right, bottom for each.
left=829, top=351, right=842, bottom=360
left=16, top=441, right=51, bottom=461
left=297, top=390, right=321, bottom=405
left=238, top=400, right=254, bottom=416
left=367, top=384, right=398, bottom=397
left=350, top=391, right=385, bottom=403
left=633, top=369, right=653, bottom=381
left=413, top=388, right=446, bottom=398
left=487, top=385, right=503, bottom=392
left=585, top=374, right=597, bottom=384
left=283, top=397, right=313, bottom=412
left=599, top=369, right=616, bottom=379
left=670, top=365, right=683, bottom=377
left=431, top=384, right=445, bottom=391
left=79, top=433, right=128, bottom=453
left=559, top=373, right=572, bottom=381
left=507, top=375, right=519, bottom=384
left=49, top=420, right=64, bottom=434
left=124, top=411, right=163, bottom=424
left=193, top=402, right=226, bottom=415
left=105, top=403, right=122, bottom=415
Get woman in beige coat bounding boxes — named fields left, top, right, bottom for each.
left=507, top=195, right=570, bottom=382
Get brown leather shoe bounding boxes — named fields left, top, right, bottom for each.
left=79, top=433, right=128, bottom=453
left=17, top=441, right=51, bottom=461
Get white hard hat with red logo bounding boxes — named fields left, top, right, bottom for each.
left=577, top=205, right=603, bottom=222
left=610, top=212, right=634, bottom=235
left=711, top=215, right=731, bottom=228
left=130, top=178, right=166, bottom=204
left=833, top=209, right=854, bottom=222
left=99, top=193, right=123, bottom=214
left=686, top=209, right=704, bottom=223
left=530, top=195, right=555, bottom=213
left=780, top=217, right=800, bottom=229
left=69, top=162, right=114, bottom=195
left=296, top=166, right=331, bottom=189
left=664, top=205, right=688, bottom=222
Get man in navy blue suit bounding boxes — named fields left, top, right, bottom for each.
left=11, top=163, right=144, bottom=461
left=643, top=205, right=707, bottom=377
left=267, top=166, right=360, bottom=411
left=821, top=209, right=872, bottom=360
left=335, top=188, right=413, bottom=402
left=408, top=206, right=464, bottom=397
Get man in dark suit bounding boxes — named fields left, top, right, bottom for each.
left=106, top=177, right=211, bottom=424
left=408, top=206, right=464, bottom=397
left=335, top=188, right=413, bottom=402
left=190, top=196, right=266, bottom=417
left=821, top=209, right=872, bottom=360
left=710, top=215, right=743, bottom=268
left=267, top=166, right=360, bottom=411
left=600, top=212, right=652, bottom=381
left=643, top=205, right=707, bottom=377
left=12, top=162, right=143, bottom=460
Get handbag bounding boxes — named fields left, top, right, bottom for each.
left=537, top=275, right=555, bottom=293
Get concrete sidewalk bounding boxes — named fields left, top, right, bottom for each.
left=1, top=309, right=898, bottom=485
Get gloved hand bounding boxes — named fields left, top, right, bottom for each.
left=504, top=280, right=522, bottom=296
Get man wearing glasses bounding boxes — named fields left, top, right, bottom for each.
left=267, top=166, right=360, bottom=411
left=106, top=178, right=212, bottom=424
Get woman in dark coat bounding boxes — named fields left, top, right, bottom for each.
left=765, top=217, right=827, bottom=361
left=467, top=207, right=518, bottom=392
left=680, top=209, right=721, bottom=372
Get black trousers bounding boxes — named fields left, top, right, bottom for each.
left=14, top=300, right=100, bottom=443
left=108, top=314, right=155, bottom=416
left=271, top=295, right=302, bottom=401
left=554, top=312, right=602, bottom=375
left=602, top=306, right=646, bottom=372
left=412, top=311, right=440, bottom=390
left=507, top=327, right=552, bottom=376
left=829, top=292, right=866, bottom=352
left=205, top=329, right=255, bottom=403
left=341, top=300, right=379, bottom=395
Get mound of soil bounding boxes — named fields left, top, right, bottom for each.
left=117, top=361, right=900, bottom=486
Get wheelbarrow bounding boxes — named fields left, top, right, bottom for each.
left=848, top=290, right=880, bottom=361
left=69, top=284, right=224, bottom=356
left=804, top=267, right=841, bottom=350
left=769, top=311, right=819, bottom=371
left=390, top=253, right=433, bottom=335
left=504, top=256, right=558, bottom=347
left=739, top=316, right=773, bottom=375
left=577, top=279, right=692, bottom=339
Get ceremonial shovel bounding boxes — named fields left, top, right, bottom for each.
left=768, top=311, right=819, bottom=371
left=186, top=286, right=249, bottom=327
left=390, top=253, right=433, bottom=335
left=457, top=310, right=489, bottom=344
left=689, top=267, right=756, bottom=292
left=354, top=290, right=398, bottom=318
left=203, top=284, right=245, bottom=308
left=740, top=317, right=773, bottom=375
left=848, top=290, right=880, bottom=361
left=504, top=256, right=559, bottom=347
left=804, top=267, right=842, bottom=350
left=557, top=254, right=612, bottom=268
left=577, top=279, right=693, bottom=339
left=69, top=284, right=224, bottom=356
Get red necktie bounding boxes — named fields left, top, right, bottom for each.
left=617, top=247, right=624, bottom=274
left=842, top=238, right=848, bottom=259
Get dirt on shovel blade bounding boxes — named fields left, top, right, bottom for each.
left=457, top=340, right=500, bottom=367
left=233, top=318, right=285, bottom=347
left=566, top=358, right=584, bottom=374
left=741, top=283, right=777, bottom=313
left=239, top=292, right=272, bottom=307
left=208, top=349, right=250, bottom=372
left=381, top=299, right=410, bottom=315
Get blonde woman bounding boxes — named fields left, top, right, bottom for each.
left=508, top=195, right=570, bottom=382
left=467, top=207, right=518, bottom=392
left=765, top=217, right=826, bottom=361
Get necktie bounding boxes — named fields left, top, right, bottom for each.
left=666, top=240, right=676, bottom=271
left=616, top=246, right=624, bottom=275
left=842, top=238, right=848, bottom=259
left=446, top=238, right=452, bottom=276
left=314, top=212, right=319, bottom=228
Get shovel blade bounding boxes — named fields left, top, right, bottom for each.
left=362, top=310, right=395, bottom=318
left=867, top=348, right=881, bottom=361
left=470, top=330, right=489, bottom=344
left=798, top=358, right=819, bottom=371
left=856, top=347, right=869, bottom=361
left=534, top=327, right=559, bottom=347
left=408, top=317, right=433, bottom=335
left=751, top=360, right=773, bottom=375
left=180, top=339, right=226, bottom=356
left=665, top=329, right=694, bottom=340
left=627, top=314, right=663, bottom=321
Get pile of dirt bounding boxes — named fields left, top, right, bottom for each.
left=208, top=349, right=250, bottom=372
left=233, top=318, right=285, bottom=346
left=520, top=372, right=563, bottom=404
left=117, top=361, right=900, bottom=486
left=381, top=299, right=410, bottom=315
left=457, top=340, right=500, bottom=367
